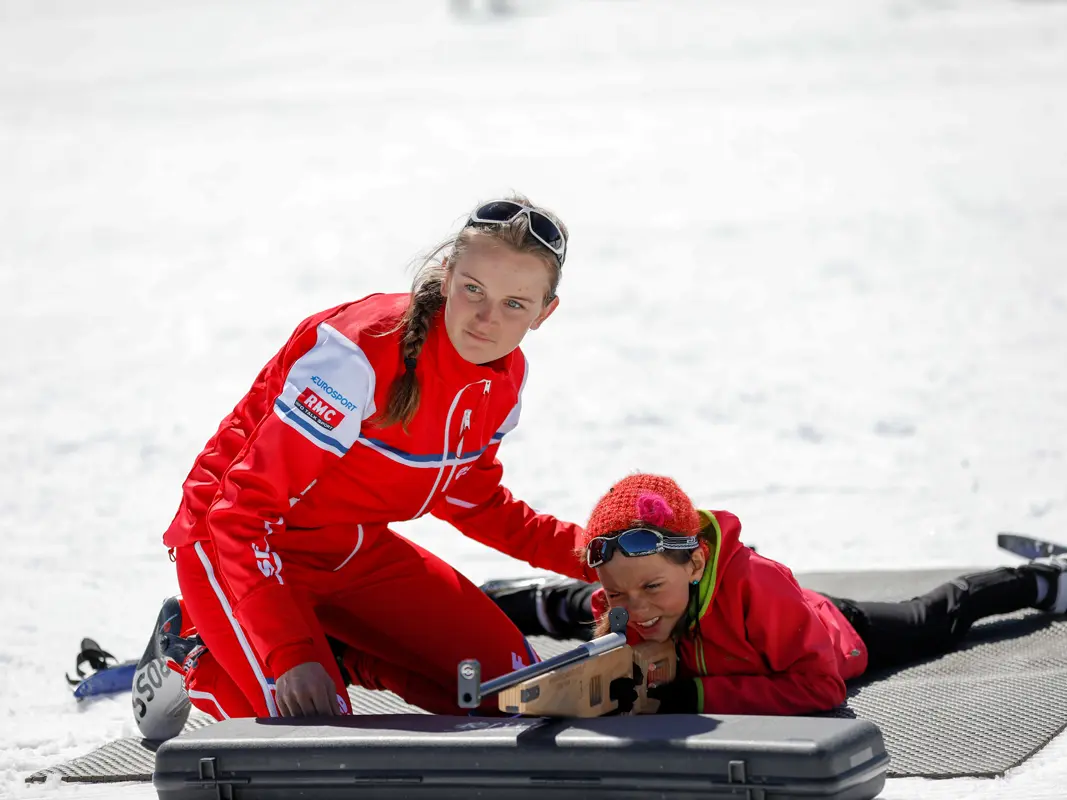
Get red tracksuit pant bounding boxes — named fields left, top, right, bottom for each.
left=173, top=525, right=538, bottom=719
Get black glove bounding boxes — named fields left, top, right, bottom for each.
left=609, top=675, right=638, bottom=713
left=647, top=678, right=698, bottom=714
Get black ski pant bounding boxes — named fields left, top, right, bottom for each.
left=825, top=566, right=1039, bottom=672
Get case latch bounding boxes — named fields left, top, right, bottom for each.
left=195, top=757, right=249, bottom=800
left=727, top=759, right=766, bottom=800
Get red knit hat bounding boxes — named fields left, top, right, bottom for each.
left=583, top=473, right=703, bottom=547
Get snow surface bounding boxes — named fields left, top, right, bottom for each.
left=2, top=0, right=1067, bottom=797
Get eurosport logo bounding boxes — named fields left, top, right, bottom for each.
left=296, top=387, right=348, bottom=431
left=310, top=376, right=358, bottom=411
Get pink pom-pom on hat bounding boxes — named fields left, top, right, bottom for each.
left=635, top=492, right=674, bottom=528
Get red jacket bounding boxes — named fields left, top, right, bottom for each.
left=594, top=510, right=867, bottom=715
left=164, top=293, right=594, bottom=677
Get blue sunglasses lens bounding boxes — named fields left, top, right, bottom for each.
left=616, top=529, right=664, bottom=556
left=588, top=529, right=664, bottom=566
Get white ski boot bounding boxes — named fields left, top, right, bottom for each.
left=132, top=596, right=199, bottom=741
left=1025, top=555, right=1067, bottom=614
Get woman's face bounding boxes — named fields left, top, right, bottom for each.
left=441, top=238, right=558, bottom=365
left=597, top=551, right=705, bottom=643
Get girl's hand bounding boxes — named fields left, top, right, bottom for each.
left=275, top=661, right=342, bottom=717
left=647, top=678, right=698, bottom=714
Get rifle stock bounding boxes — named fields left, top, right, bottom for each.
left=497, top=639, right=677, bottom=717
left=632, top=639, right=677, bottom=714
left=457, top=608, right=629, bottom=710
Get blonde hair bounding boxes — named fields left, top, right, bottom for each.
left=371, top=193, right=567, bottom=432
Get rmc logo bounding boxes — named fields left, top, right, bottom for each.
left=295, top=387, right=347, bottom=431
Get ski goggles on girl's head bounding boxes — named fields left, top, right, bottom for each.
left=466, top=200, right=567, bottom=267
left=586, top=528, right=700, bottom=568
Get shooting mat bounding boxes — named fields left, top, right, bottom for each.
left=25, top=567, right=1067, bottom=784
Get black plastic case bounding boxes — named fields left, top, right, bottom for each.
left=153, top=712, right=888, bottom=799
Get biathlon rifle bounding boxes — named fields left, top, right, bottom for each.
left=457, top=607, right=677, bottom=717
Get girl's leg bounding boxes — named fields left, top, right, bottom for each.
left=481, top=576, right=597, bottom=640
left=174, top=542, right=349, bottom=719
left=319, top=529, right=542, bottom=715
left=828, top=566, right=1040, bottom=671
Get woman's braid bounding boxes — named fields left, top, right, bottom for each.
left=400, top=277, right=444, bottom=365
left=372, top=267, right=446, bottom=431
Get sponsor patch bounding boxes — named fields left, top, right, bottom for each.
left=295, top=387, right=348, bottom=431
left=311, top=375, right=358, bottom=411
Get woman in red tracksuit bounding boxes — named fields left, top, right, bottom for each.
left=496, top=472, right=1067, bottom=715
left=158, top=195, right=597, bottom=721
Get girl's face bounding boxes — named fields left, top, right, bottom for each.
left=441, top=238, right=559, bottom=365
left=596, top=551, right=706, bottom=643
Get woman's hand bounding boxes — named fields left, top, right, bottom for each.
left=275, top=661, right=342, bottom=717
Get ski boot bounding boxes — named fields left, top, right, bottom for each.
left=480, top=576, right=596, bottom=641
left=1022, top=555, right=1067, bottom=614
left=133, top=596, right=201, bottom=740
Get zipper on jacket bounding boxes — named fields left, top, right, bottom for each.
left=439, top=384, right=490, bottom=497
left=411, top=379, right=490, bottom=519
left=442, top=409, right=474, bottom=493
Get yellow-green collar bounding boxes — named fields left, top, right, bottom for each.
left=687, top=510, right=722, bottom=630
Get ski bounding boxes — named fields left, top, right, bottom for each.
left=65, top=637, right=136, bottom=699
left=997, top=532, right=1067, bottom=560
left=71, top=661, right=137, bottom=699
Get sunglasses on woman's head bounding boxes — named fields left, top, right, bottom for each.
left=466, top=201, right=567, bottom=267
left=586, top=527, right=700, bottom=568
